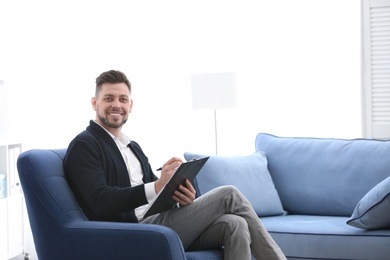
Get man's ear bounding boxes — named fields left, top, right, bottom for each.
left=128, top=99, right=133, bottom=113
left=91, top=97, right=97, bottom=111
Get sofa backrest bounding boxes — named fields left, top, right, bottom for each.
left=17, top=149, right=88, bottom=259
left=256, top=133, right=390, bottom=216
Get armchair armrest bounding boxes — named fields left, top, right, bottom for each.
left=65, top=220, right=186, bottom=260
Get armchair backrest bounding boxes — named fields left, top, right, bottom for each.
left=17, top=149, right=88, bottom=258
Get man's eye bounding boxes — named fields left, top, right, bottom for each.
left=104, top=97, right=112, bottom=101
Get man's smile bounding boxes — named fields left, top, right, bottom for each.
left=108, top=110, right=124, bottom=117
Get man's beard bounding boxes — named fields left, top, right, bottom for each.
left=98, top=114, right=127, bottom=129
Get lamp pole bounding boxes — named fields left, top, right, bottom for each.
left=191, top=72, right=236, bottom=155
left=214, top=109, right=218, bottom=155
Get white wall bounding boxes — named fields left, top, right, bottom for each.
left=0, top=0, right=361, bottom=165
left=0, top=0, right=361, bottom=258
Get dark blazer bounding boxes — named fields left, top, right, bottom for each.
left=64, top=120, right=158, bottom=223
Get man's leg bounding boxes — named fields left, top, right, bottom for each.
left=142, top=185, right=286, bottom=260
left=186, top=214, right=252, bottom=260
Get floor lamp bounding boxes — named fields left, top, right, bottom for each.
left=191, top=73, right=237, bottom=155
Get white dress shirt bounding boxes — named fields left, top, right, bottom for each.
left=95, top=121, right=157, bottom=220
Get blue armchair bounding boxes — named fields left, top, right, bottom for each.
left=17, top=149, right=223, bottom=260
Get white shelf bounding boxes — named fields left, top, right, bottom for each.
left=0, top=143, right=25, bottom=259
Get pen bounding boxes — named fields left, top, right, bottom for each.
left=156, top=157, right=197, bottom=171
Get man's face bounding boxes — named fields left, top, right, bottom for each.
left=92, top=82, right=133, bottom=135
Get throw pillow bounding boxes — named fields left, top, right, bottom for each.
left=347, top=176, right=390, bottom=229
left=184, top=151, right=285, bottom=217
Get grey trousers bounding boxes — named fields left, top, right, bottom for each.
left=142, top=185, right=286, bottom=260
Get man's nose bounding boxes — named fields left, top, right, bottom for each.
left=112, top=99, right=121, bottom=108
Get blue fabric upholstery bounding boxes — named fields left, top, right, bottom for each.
left=254, top=133, right=390, bottom=260
left=255, top=133, right=390, bottom=216
left=17, top=149, right=223, bottom=260
left=347, top=176, right=390, bottom=229
left=184, top=152, right=285, bottom=217
left=261, top=215, right=390, bottom=260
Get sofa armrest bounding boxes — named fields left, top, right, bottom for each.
left=65, top=220, right=186, bottom=260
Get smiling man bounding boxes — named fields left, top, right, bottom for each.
left=93, top=80, right=132, bottom=134
left=64, top=70, right=286, bottom=260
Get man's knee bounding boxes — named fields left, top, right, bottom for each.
left=219, top=214, right=250, bottom=238
left=215, top=185, right=241, bottom=197
left=205, top=185, right=250, bottom=212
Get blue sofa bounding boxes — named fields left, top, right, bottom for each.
left=185, top=133, right=390, bottom=260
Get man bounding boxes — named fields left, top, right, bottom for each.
left=64, top=70, right=286, bottom=260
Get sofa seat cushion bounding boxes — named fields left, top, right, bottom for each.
left=261, top=215, right=390, bottom=260
left=184, top=152, right=285, bottom=217
left=255, top=133, right=390, bottom=216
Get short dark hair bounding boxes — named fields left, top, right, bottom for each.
left=95, top=70, right=131, bottom=97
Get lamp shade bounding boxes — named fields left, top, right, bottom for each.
left=191, top=73, right=237, bottom=109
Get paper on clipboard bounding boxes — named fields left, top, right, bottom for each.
left=141, top=156, right=209, bottom=219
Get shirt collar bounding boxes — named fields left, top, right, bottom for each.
left=94, top=120, right=131, bottom=146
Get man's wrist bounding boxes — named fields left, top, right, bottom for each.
left=154, top=180, right=163, bottom=194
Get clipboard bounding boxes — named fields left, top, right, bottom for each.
left=141, top=156, right=209, bottom=219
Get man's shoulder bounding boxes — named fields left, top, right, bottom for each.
left=68, top=128, right=97, bottom=147
left=65, top=123, right=102, bottom=156
left=74, top=128, right=96, bottom=141
left=69, top=121, right=107, bottom=145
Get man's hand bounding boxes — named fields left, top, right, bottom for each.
left=154, top=157, right=183, bottom=194
left=172, top=179, right=196, bottom=207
